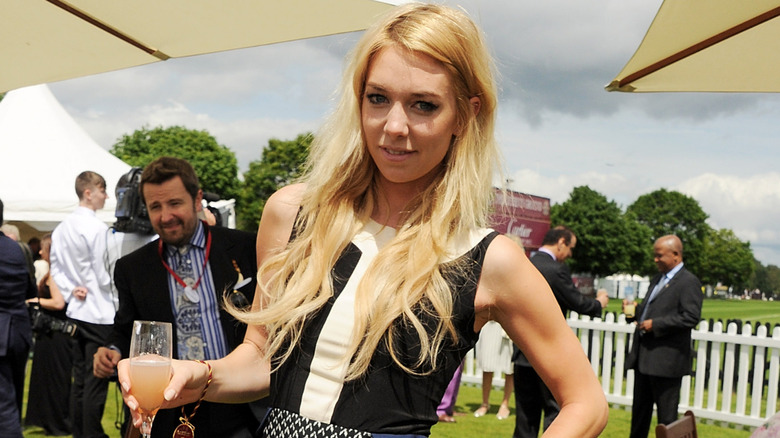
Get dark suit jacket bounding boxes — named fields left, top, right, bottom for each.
left=514, top=251, right=603, bottom=367
left=0, top=232, right=34, bottom=432
left=626, top=266, right=703, bottom=377
left=112, top=225, right=262, bottom=438
left=531, top=251, right=603, bottom=319
left=0, top=233, right=33, bottom=357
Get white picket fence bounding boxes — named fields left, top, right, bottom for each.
left=462, top=312, right=780, bottom=430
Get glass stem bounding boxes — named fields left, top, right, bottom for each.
left=140, top=416, right=154, bottom=437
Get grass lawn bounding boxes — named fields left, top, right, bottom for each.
left=22, top=376, right=125, bottom=437
left=432, top=384, right=753, bottom=437
left=23, top=377, right=754, bottom=437
left=606, top=296, right=780, bottom=327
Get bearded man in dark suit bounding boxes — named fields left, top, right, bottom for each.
left=512, top=226, right=608, bottom=438
left=626, top=234, right=703, bottom=438
left=93, top=157, right=262, bottom=437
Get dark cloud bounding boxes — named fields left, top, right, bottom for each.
left=455, top=0, right=775, bottom=128
left=630, top=93, right=767, bottom=121
left=498, top=64, right=622, bottom=126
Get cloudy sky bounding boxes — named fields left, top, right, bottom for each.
left=44, top=0, right=780, bottom=267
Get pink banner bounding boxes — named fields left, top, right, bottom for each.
left=489, top=189, right=551, bottom=253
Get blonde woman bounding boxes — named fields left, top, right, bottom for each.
left=118, top=3, right=608, bottom=437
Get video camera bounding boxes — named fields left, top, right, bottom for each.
left=201, top=192, right=225, bottom=227
left=113, top=167, right=153, bottom=234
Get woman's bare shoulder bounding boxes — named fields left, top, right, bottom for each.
left=483, top=234, right=528, bottom=274
left=477, top=233, right=546, bottom=311
left=267, top=184, right=306, bottom=213
left=261, top=184, right=305, bottom=224
left=256, top=184, right=306, bottom=258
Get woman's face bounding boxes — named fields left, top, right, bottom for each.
left=361, top=45, right=460, bottom=189
left=41, top=239, right=51, bottom=262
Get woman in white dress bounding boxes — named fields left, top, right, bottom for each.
left=474, top=320, right=514, bottom=420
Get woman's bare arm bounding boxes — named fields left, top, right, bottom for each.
left=475, top=235, right=608, bottom=437
left=119, top=184, right=305, bottom=423
left=27, top=275, right=66, bottom=311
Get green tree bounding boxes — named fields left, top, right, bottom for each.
left=752, top=263, right=780, bottom=298
left=768, top=265, right=780, bottom=298
left=237, top=133, right=312, bottom=231
left=622, top=210, right=657, bottom=275
left=700, top=228, right=754, bottom=288
left=748, top=259, right=773, bottom=297
left=110, top=125, right=240, bottom=201
left=626, top=188, right=711, bottom=276
left=550, top=186, right=652, bottom=277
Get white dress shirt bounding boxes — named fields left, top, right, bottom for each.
left=50, top=206, right=115, bottom=324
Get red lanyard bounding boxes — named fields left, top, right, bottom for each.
left=157, top=222, right=212, bottom=291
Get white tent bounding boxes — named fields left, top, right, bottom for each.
left=0, top=84, right=131, bottom=233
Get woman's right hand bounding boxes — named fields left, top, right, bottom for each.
left=117, top=358, right=211, bottom=429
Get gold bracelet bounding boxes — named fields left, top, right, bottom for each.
left=175, top=360, right=212, bottom=436
left=191, top=360, right=212, bottom=415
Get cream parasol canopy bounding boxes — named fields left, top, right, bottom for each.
left=606, top=0, right=780, bottom=92
left=1, top=0, right=399, bottom=93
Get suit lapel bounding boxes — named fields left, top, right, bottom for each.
left=657, top=275, right=676, bottom=298
left=202, top=228, right=245, bottom=348
left=648, top=268, right=685, bottom=305
left=145, top=243, right=176, bottom=322
left=208, top=228, right=237, bottom=294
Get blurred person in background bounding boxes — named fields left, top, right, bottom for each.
left=50, top=170, right=114, bottom=438
left=0, top=197, right=35, bottom=438
left=513, top=226, right=607, bottom=437
left=626, top=235, right=702, bottom=438
left=25, top=234, right=73, bottom=436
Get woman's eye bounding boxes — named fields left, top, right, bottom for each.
left=366, top=93, right=387, bottom=104
left=415, top=101, right=439, bottom=112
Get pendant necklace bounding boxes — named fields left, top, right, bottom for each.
left=158, top=224, right=212, bottom=303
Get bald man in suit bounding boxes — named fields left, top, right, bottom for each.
left=626, top=235, right=703, bottom=438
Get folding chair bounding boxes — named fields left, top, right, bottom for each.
left=655, top=410, right=698, bottom=438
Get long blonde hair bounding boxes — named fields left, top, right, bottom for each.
left=235, top=2, right=501, bottom=379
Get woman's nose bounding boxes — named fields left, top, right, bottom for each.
left=383, top=103, right=409, bottom=137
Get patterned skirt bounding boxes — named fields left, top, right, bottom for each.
left=259, top=408, right=425, bottom=438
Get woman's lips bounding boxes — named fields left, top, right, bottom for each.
left=381, top=146, right=414, bottom=161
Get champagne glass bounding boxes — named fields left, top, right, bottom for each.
left=129, top=320, right=172, bottom=437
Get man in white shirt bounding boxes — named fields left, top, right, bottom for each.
left=50, top=171, right=114, bottom=438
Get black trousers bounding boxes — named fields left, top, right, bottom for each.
left=0, top=322, right=30, bottom=438
left=512, top=364, right=560, bottom=438
left=25, top=330, right=74, bottom=435
left=629, top=371, right=682, bottom=438
left=70, top=320, right=112, bottom=438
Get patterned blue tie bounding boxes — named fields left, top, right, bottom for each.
left=174, top=246, right=205, bottom=360
left=640, top=275, right=668, bottom=321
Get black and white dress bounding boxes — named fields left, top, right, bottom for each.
left=261, top=221, right=498, bottom=437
